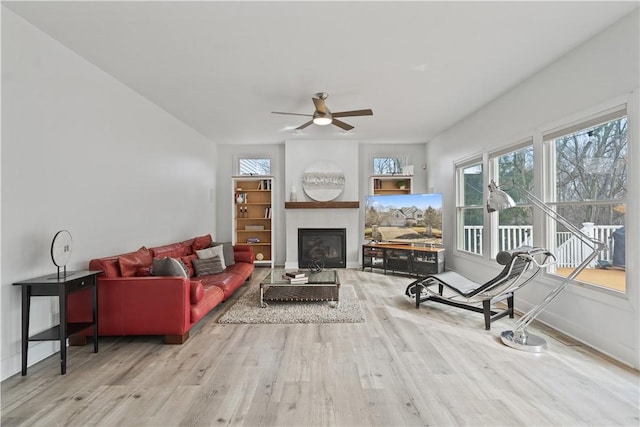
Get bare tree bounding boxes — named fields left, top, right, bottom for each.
left=555, top=117, right=627, bottom=226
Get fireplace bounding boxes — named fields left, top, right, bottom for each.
left=298, top=228, right=346, bottom=269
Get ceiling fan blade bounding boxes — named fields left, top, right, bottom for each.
left=331, top=119, right=354, bottom=131
left=296, top=120, right=314, bottom=130
left=332, top=109, right=373, bottom=118
left=272, top=111, right=313, bottom=117
left=312, top=97, right=327, bottom=114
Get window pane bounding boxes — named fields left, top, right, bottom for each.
left=553, top=203, right=625, bottom=291
left=550, top=114, right=627, bottom=292
left=239, top=158, right=271, bottom=175
left=459, top=207, right=484, bottom=254
left=373, top=157, right=406, bottom=175
left=555, top=117, right=627, bottom=202
left=497, top=146, right=534, bottom=250
left=498, top=207, right=533, bottom=251
left=498, top=146, right=533, bottom=204
left=462, top=164, right=483, bottom=205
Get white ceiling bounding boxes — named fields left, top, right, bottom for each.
left=4, top=1, right=638, bottom=144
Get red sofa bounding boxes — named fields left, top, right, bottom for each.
left=68, top=234, right=254, bottom=344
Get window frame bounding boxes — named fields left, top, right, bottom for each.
left=542, top=107, right=627, bottom=292
left=488, top=140, right=535, bottom=257
left=455, top=158, right=485, bottom=256
left=237, top=157, right=272, bottom=176
left=372, top=155, right=409, bottom=175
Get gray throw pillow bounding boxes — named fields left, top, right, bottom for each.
left=152, top=257, right=188, bottom=278
left=192, top=256, right=225, bottom=276
left=212, top=241, right=235, bottom=266
left=196, top=245, right=226, bottom=269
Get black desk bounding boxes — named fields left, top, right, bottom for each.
left=13, top=270, right=101, bottom=375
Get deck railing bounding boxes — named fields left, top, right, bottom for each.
left=462, top=224, right=622, bottom=267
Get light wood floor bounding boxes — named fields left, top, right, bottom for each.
left=2, top=269, right=639, bottom=426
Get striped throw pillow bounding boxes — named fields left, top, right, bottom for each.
left=192, top=255, right=225, bottom=276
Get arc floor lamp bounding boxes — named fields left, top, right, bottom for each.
left=486, top=180, right=606, bottom=352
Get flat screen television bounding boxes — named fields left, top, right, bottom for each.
left=364, top=193, right=443, bottom=246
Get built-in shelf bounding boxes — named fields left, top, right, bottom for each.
left=370, top=175, right=412, bottom=195
left=285, top=201, right=359, bottom=209
left=232, top=176, right=274, bottom=267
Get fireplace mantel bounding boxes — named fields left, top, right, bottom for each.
left=285, top=201, right=359, bottom=209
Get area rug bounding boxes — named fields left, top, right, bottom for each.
left=218, top=284, right=365, bottom=324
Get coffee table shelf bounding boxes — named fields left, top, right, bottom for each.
left=260, top=270, right=340, bottom=308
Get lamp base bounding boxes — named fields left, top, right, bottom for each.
left=500, top=330, right=547, bottom=353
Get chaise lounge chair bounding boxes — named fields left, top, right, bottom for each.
left=405, top=246, right=555, bottom=330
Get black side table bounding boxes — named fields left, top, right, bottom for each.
left=13, top=270, right=101, bottom=375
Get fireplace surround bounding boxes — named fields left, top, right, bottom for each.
left=298, top=228, right=347, bottom=269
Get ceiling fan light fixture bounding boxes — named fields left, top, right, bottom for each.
left=312, top=112, right=332, bottom=126
left=272, top=92, right=372, bottom=130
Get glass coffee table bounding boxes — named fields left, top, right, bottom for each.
left=260, top=269, right=340, bottom=308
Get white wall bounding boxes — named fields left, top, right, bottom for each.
left=426, top=10, right=639, bottom=367
left=216, top=142, right=428, bottom=268
left=1, top=8, right=218, bottom=380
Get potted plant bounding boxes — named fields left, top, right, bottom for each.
left=397, top=180, right=406, bottom=190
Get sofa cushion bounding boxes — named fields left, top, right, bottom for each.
left=152, top=257, right=189, bottom=278
left=193, top=256, right=225, bottom=276
left=226, top=261, right=253, bottom=278
left=192, top=234, right=213, bottom=251
left=199, top=272, right=245, bottom=300
left=190, top=280, right=204, bottom=304
left=151, top=243, right=189, bottom=259
left=196, top=245, right=226, bottom=269
left=118, top=247, right=153, bottom=277
left=212, top=242, right=235, bottom=266
left=135, top=266, right=153, bottom=277
left=181, top=254, right=198, bottom=277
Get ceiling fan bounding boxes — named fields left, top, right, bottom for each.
left=272, top=92, right=373, bottom=131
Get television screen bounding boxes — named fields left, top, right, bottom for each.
left=364, top=193, right=443, bottom=246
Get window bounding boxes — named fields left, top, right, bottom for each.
left=373, top=156, right=407, bottom=175
left=456, top=162, right=484, bottom=254
left=238, top=158, right=271, bottom=176
left=494, top=145, right=534, bottom=252
left=545, top=110, right=627, bottom=291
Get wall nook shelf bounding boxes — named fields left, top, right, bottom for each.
left=285, top=201, right=359, bottom=209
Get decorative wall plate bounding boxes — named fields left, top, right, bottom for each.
left=302, top=160, right=345, bottom=202
left=51, top=230, right=73, bottom=267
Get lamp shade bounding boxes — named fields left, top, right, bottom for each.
left=486, top=180, right=516, bottom=213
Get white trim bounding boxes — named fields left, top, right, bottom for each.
left=537, top=94, right=630, bottom=139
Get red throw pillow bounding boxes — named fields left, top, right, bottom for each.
left=179, top=238, right=195, bottom=256
left=192, top=234, right=213, bottom=251
left=181, top=254, right=198, bottom=277
left=118, top=247, right=152, bottom=277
